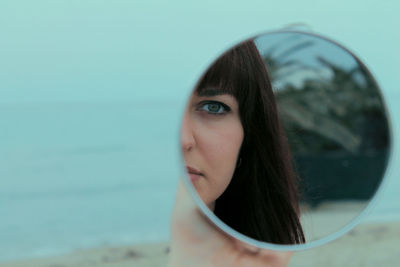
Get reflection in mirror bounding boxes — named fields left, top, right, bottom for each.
left=180, top=31, right=390, bottom=246
left=257, top=33, right=390, bottom=241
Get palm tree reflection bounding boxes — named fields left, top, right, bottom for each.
left=260, top=37, right=390, bottom=207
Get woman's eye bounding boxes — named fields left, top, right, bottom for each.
left=198, top=102, right=230, bottom=115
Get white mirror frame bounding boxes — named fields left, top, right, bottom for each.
left=178, top=29, right=394, bottom=251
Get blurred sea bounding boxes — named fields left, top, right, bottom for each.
left=0, top=97, right=399, bottom=262
left=0, top=101, right=181, bottom=261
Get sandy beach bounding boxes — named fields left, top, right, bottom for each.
left=1, top=221, right=399, bottom=267
left=0, top=242, right=170, bottom=267
left=290, top=221, right=400, bottom=267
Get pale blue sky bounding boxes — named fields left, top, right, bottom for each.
left=0, top=0, right=399, bottom=104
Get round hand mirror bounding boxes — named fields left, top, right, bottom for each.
left=179, top=30, right=391, bottom=250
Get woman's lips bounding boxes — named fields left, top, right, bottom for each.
left=186, top=166, right=204, bottom=182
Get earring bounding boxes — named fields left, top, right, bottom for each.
left=236, top=157, right=242, bottom=168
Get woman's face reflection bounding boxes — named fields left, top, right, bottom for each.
left=181, top=89, right=244, bottom=210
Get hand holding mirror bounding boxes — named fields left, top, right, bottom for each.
left=179, top=30, right=391, bottom=250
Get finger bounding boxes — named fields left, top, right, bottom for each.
left=173, top=178, right=196, bottom=214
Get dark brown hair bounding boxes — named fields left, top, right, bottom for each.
left=196, top=40, right=305, bottom=244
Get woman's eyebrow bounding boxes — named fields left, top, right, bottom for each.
left=196, top=87, right=233, bottom=97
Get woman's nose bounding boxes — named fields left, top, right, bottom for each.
left=181, top=112, right=196, bottom=152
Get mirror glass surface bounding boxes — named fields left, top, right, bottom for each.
left=180, top=31, right=391, bottom=247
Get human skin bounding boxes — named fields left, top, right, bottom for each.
left=181, top=91, right=244, bottom=210
left=175, top=91, right=294, bottom=266
left=168, top=181, right=294, bottom=267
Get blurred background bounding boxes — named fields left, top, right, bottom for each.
left=256, top=32, right=391, bottom=242
left=0, top=0, right=399, bottom=266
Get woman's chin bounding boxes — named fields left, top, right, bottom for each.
left=206, top=201, right=215, bottom=212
